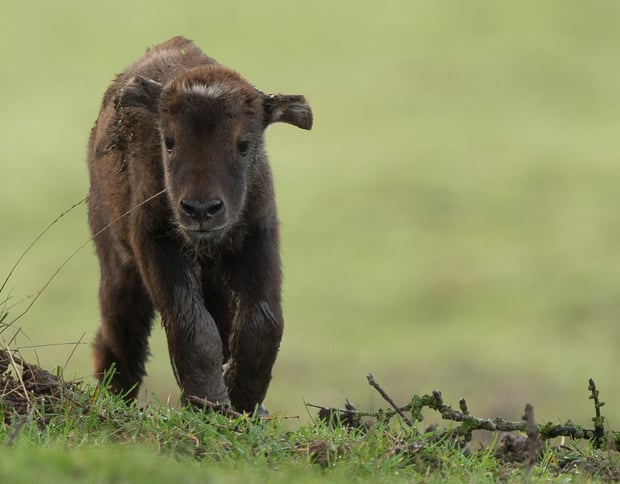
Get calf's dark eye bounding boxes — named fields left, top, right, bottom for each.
left=164, top=137, right=175, bottom=152
left=238, top=140, right=250, bottom=156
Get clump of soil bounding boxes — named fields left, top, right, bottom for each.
left=0, top=349, right=80, bottom=423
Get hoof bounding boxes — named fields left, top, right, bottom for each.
left=257, top=403, right=269, bottom=417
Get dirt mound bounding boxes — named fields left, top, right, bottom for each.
left=0, top=349, right=81, bottom=423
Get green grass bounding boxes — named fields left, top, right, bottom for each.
left=2, top=0, right=620, bottom=479
left=0, top=370, right=617, bottom=483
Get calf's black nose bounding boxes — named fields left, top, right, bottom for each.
left=180, top=198, right=225, bottom=222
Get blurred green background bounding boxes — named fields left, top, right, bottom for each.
left=1, top=1, right=619, bottom=427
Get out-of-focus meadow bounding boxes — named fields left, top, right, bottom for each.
left=1, top=1, right=619, bottom=426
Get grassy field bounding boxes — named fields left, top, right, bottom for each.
left=1, top=0, right=620, bottom=469
left=1, top=359, right=618, bottom=483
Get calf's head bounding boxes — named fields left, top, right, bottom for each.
left=118, top=66, right=312, bottom=242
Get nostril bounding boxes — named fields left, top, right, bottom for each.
left=179, top=199, right=225, bottom=221
left=205, top=199, right=224, bottom=218
left=180, top=199, right=199, bottom=219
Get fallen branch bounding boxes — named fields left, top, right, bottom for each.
left=309, top=376, right=620, bottom=449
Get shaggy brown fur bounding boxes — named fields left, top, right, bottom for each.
left=87, top=36, right=312, bottom=412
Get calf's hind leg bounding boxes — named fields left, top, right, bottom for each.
left=93, top=263, right=154, bottom=399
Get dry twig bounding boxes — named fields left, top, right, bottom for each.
left=185, top=395, right=244, bottom=419
left=588, top=378, right=605, bottom=449
left=523, top=403, right=539, bottom=481
left=367, top=373, right=413, bottom=426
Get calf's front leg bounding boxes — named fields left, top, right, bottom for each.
left=134, top=234, right=229, bottom=404
left=224, top=225, right=284, bottom=413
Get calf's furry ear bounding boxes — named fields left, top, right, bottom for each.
left=115, top=76, right=163, bottom=112
left=264, top=94, right=313, bottom=130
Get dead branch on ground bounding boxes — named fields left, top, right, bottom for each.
left=309, top=375, right=620, bottom=450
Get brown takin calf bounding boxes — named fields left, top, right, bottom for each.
left=87, top=36, right=312, bottom=413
